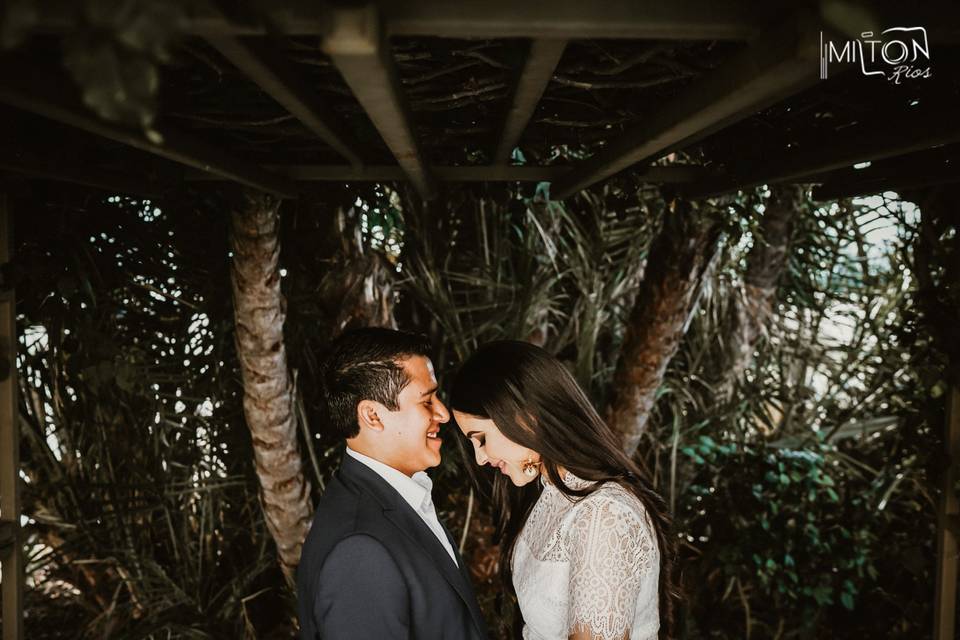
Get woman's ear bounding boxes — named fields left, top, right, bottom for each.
left=357, top=400, right=384, bottom=432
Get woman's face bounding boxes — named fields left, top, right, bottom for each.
left=453, top=410, right=540, bottom=487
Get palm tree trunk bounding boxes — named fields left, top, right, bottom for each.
left=321, top=208, right=397, bottom=331
left=718, top=184, right=801, bottom=398
left=607, top=199, right=723, bottom=456
left=229, top=189, right=312, bottom=581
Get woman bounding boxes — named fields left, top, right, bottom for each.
left=450, top=340, right=677, bottom=640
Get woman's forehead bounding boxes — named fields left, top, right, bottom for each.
left=453, top=411, right=490, bottom=428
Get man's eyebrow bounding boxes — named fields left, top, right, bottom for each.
left=420, top=385, right=438, bottom=397
left=466, top=430, right=483, bottom=439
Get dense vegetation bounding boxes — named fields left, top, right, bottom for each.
left=11, top=177, right=952, bottom=638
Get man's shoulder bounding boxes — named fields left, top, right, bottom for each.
left=298, top=469, right=388, bottom=583
left=310, top=469, right=373, bottom=529
left=314, top=469, right=359, bottom=511
left=305, top=464, right=397, bottom=540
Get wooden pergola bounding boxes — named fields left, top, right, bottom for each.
left=1, top=2, right=959, bottom=638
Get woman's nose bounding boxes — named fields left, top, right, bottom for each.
left=475, top=448, right=489, bottom=465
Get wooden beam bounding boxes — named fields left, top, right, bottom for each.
left=28, top=1, right=960, bottom=42
left=819, top=0, right=960, bottom=44
left=686, top=112, right=960, bottom=199
left=493, top=39, right=567, bottom=164
left=205, top=35, right=363, bottom=168
left=322, top=6, right=436, bottom=199
left=186, top=164, right=706, bottom=183
left=811, top=152, right=960, bottom=200
left=935, top=386, right=960, bottom=640
left=550, top=12, right=826, bottom=200
left=0, top=66, right=299, bottom=199
left=384, top=0, right=771, bottom=40
left=0, top=148, right=168, bottom=197
left=29, top=0, right=769, bottom=39
left=0, top=193, right=23, bottom=640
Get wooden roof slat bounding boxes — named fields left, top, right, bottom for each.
left=0, top=69, right=300, bottom=199
left=550, top=12, right=827, bottom=200
left=811, top=151, right=960, bottom=200
left=205, top=35, right=364, bottom=168
left=494, top=39, right=568, bottom=165
left=685, top=111, right=960, bottom=198
left=812, top=167, right=960, bottom=201
left=185, top=164, right=707, bottom=183
left=0, top=148, right=167, bottom=197
left=322, top=6, right=436, bottom=199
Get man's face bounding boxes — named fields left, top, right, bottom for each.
left=377, top=355, right=450, bottom=476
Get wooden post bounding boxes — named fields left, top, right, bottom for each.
left=935, top=385, right=960, bottom=639
left=0, top=192, right=23, bottom=640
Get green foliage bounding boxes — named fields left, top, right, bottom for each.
left=1, top=0, right=189, bottom=133
left=0, top=0, right=40, bottom=48
left=14, top=182, right=946, bottom=640
left=667, top=191, right=938, bottom=639
left=682, top=436, right=879, bottom=632
left=390, top=181, right=661, bottom=397
left=63, top=0, right=188, bottom=133
left=17, top=193, right=293, bottom=638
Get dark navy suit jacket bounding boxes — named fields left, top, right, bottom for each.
left=296, top=454, right=489, bottom=639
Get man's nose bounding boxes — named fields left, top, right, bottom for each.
left=433, top=396, right=450, bottom=423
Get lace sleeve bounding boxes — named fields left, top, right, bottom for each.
left=564, top=492, right=658, bottom=640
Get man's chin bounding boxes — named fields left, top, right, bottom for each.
left=424, top=439, right=443, bottom=467
left=403, top=450, right=441, bottom=474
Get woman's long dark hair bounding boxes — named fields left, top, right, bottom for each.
left=450, top=340, right=679, bottom=639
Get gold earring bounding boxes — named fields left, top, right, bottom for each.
left=522, top=457, right=540, bottom=478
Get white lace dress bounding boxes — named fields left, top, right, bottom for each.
left=513, top=473, right=660, bottom=640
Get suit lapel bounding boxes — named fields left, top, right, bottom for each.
left=441, top=522, right=487, bottom=634
left=383, top=506, right=487, bottom=634
left=340, top=456, right=488, bottom=637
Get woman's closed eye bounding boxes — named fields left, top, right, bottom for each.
left=463, top=430, right=485, bottom=447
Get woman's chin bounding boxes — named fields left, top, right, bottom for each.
left=508, top=471, right=537, bottom=487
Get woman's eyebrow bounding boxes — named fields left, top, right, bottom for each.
left=466, top=430, right=483, bottom=438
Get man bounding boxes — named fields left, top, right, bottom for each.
left=297, top=327, right=488, bottom=640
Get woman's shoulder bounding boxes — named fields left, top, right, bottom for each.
left=564, top=480, right=653, bottom=535
left=558, top=482, right=660, bottom=574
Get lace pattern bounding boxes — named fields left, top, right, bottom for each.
left=514, top=474, right=660, bottom=640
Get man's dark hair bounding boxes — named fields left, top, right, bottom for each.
left=322, top=327, right=432, bottom=439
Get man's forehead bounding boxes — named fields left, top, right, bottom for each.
left=401, top=354, right=437, bottom=385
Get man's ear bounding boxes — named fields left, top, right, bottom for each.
left=357, top=400, right=384, bottom=432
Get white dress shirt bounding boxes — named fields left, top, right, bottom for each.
left=345, top=447, right=459, bottom=567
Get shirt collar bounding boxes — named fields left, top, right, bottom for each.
left=346, top=446, right=434, bottom=513
left=541, top=469, right=595, bottom=491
